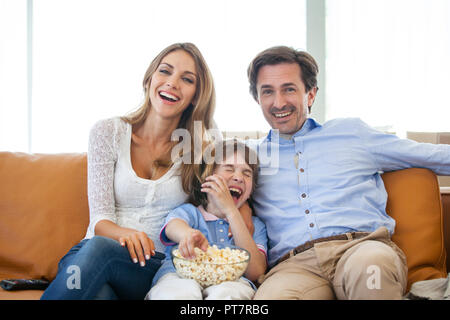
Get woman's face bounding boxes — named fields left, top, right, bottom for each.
left=148, top=50, right=198, bottom=121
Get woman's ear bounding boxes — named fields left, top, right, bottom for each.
left=191, top=96, right=198, bottom=108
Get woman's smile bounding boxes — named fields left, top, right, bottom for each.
left=158, top=90, right=181, bottom=104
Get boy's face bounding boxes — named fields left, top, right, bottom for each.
left=213, top=152, right=253, bottom=209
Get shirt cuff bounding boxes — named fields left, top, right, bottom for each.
left=256, top=244, right=268, bottom=262
left=159, top=221, right=177, bottom=246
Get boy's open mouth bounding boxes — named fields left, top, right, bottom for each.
left=229, top=187, right=243, bottom=204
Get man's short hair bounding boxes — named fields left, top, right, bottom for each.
left=247, top=46, right=319, bottom=101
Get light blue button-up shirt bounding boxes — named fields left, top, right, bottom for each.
left=248, top=117, right=450, bottom=267
left=152, top=203, right=268, bottom=287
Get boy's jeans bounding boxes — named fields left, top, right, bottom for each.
left=41, top=236, right=164, bottom=300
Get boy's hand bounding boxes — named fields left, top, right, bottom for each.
left=201, top=174, right=236, bottom=218
left=179, top=229, right=209, bottom=259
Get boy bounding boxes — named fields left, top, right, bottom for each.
left=146, top=139, right=267, bottom=300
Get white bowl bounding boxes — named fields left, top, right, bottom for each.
left=171, top=244, right=250, bottom=288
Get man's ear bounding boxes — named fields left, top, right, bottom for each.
left=307, top=87, right=318, bottom=113
left=254, top=90, right=261, bottom=105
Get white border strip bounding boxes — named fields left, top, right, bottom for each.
left=440, top=187, right=450, bottom=194
left=27, top=0, right=33, bottom=153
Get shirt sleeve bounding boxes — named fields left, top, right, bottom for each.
left=356, top=118, right=450, bottom=175
left=160, top=204, right=199, bottom=246
left=86, top=118, right=119, bottom=236
left=251, top=217, right=268, bottom=259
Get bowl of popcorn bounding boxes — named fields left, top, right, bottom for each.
left=171, top=244, right=250, bottom=288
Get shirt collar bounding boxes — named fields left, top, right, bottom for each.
left=198, top=205, right=221, bottom=222
left=265, top=118, right=321, bottom=143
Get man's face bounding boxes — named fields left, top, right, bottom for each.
left=256, top=63, right=317, bottom=135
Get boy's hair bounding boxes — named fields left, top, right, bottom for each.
left=188, top=138, right=259, bottom=208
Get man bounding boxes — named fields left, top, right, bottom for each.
left=246, top=46, right=450, bottom=300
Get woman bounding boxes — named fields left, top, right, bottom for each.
left=41, top=43, right=221, bottom=299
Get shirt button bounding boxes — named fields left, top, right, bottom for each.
left=301, top=193, right=307, bottom=198
left=219, top=221, right=223, bottom=225
left=219, top=229, right=224, bottom=233
left=309, top=223, right=314, bottom=228
left=305, top=209, right=310, bottom=214
left=220, top=238, right=225, bottom=242
left=300, top=168, right=305, bottom=173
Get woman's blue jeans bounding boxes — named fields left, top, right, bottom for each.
left=40, top=236, right=164, bottom=300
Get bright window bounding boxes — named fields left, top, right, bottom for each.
left=1, top=0, right=306, bottom=153
left=326, top=0, right=450, bottom=135
left=0, top=0, right=28, bottom=152
left=5, top=0, right=449, bottom=153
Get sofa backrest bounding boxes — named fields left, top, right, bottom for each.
left=0, top=152, right=89, bottom=281
left=0, top=152, right=447, bottom=292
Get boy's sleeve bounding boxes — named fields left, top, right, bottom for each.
left=251, top=217, right=268, bottom=261
left=160, top=204, right=198, bottom=246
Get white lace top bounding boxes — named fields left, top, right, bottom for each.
left=85, top=117, right=189, bottom=253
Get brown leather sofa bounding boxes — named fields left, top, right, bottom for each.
left=0, top=152, right=448, bottom=299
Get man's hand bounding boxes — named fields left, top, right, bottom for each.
left=229, top=201, right=254, bottom=237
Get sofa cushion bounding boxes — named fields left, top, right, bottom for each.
left=0, top=152, right=89, bottom=286
left=382, top=168, right=447, bottom=291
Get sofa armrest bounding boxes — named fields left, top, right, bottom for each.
left=382, top=168, right=447, bottom=291
left=440, top=187, right=450, bottom=274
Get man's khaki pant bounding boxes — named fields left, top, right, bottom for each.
left=254, top=227, right=408, bottom=300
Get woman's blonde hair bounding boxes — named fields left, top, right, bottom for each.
left=121, top=43, right=216, bottom=193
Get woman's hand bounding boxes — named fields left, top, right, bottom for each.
left=94, top=220, right=156, bottom=267
left=178, top=229, right=209, bottom=259
left=118, top=229, right=156, bottom=267
left=200, top=174, right=236, bottom=218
